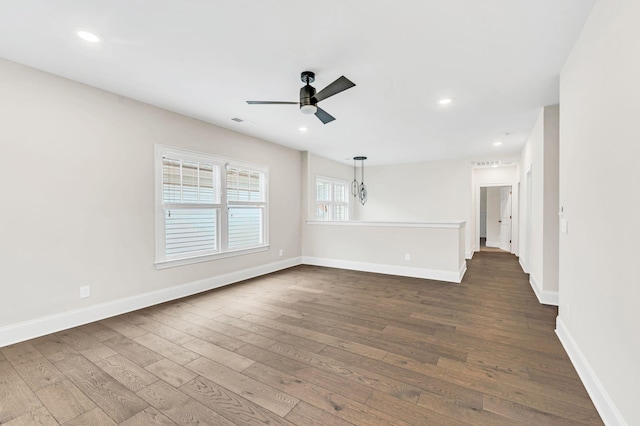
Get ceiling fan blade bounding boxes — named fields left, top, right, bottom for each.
left=246, top=101, right=299, bottom=105
left=313, top=76, right=356, bottom=103
left=315, top=107, right=336, bottom=124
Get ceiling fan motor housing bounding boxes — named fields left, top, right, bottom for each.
left=300, top=83, right=317, bottom=114
left=300, top=84, right=317, bottom=106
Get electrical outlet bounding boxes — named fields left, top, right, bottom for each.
left=278, top=249, right=283, bottom=257
left=80, top=285, right=91, bottom=299
left=404, top=253, right=411, bottom=262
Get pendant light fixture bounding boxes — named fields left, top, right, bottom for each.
left=351, top=158, right=359, bottom=197
left=352, top=156, right=368, bottom=205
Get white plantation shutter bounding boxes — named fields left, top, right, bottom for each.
left=162, top=156, right=220, bottom=258
left=156, top=147, right=269, bottom=266
left=165, top=208, right=217, bottom=256
left=315, top=177, right=349, bottom=221
left=226, top=167, right=266, bottom=250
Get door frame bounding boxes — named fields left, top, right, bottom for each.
left=475, top=182, right=519, bottom=255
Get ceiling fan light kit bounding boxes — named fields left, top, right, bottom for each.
left=247, top=71, right=355, bottom=124
left=300, top=104, right=317, bottom=114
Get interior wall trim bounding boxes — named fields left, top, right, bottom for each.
left=0, top=257, right=302, bottom=348
left=466, top=245, right=475, bottom=259
left=519, top=257, right=528, bottom=273
left=485, top=240, right=501, bottom=248
left=529, top=275, right=559, bottom=306
left=301, top=256, right=466, bottom=283
left=556, top=317, right=627, bottom=426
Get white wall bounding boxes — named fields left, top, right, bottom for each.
left=355, top=159, right=473, bottom=257
left=542, top=105, right=560, bottom=298
left=0, top=59, right=302, bottom=336
left=519, top=105, right=559, bottom=304
left=302, top=152, right=355, bottom=221
left=303, top=222, right=466, bottom=283
left=556, top=0, right=640, bottom=424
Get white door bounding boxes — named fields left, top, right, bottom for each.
left=499, top=186, right=512, bottom=252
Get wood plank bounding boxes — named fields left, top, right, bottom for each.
left=99, top=318, right=147, bottom=339
left=1, top=343, right=44, bottom=365
left=32, top=340, right=79, bottom=362
left=3, top=407, right=58, bottom=426
left=285, top=401, right=354, bottom=426
left=102, top=335, right=164, bottom=368
left=320, top=345, right=483, bottom=408
left=242, top=361, right=408, bottom=426
left=12, top=357, right=65, bottom=391
left=181, top=338, right=254, bottom=371
left=145, top=311, right=247, bottom=351
left=133, top=333, right=199, bottom=366
left=238, top=344, right=373, bottom=404
left=52, top=353, right=148, bottom=423
left=76, top=322, right=121, bottom=342
left=267, top=341, right=423, bottom=403
left=483, top=394, right=587, bottom=426
left=180, top=376, right=296, bottom=426
left=62, top=407, right=118, bottom=426
left=120, top=407, right=176, bottom=426
left=145, top=358, right=198, bottom=388
left=0, top=359, right=43, bottom=423
left=136, top=380, right=235, bottom=426
left=35, top=379, right=95, bottom=423
left=122, top=313, right=196, bottom=345
left=96, top=354, right=159, bottom=392
left=79, top=346, right=118, bottom=363
left=185, top=356, right=299, bottom=417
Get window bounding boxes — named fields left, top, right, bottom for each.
left=156, top=146, right=268, bottom=268
left=315, top=176, right=349, bottom=221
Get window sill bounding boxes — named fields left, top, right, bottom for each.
left=155, top=245, right=270, bottom=270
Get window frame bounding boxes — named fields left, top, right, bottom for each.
left=315, top=175, right=350, bottom=221
left=155, top=145, right=269, bottom=269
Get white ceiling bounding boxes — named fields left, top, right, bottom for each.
left=0, top=1, right=595, bottom=166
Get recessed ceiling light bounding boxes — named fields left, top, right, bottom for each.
left=298, top=127, right=308, bottom=132
left=492, top=164, right=499, bottom=168
left=77, top=30, right=101, bottom=43
left=493, top=141, right=503, bottom=146
left=438, top=98, right=453, bottom=105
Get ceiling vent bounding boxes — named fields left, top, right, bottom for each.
left=473, top=160, right=513, bottom=168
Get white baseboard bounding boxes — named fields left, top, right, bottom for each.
left=519, top=257, right=528, bottom=273
left=466, top=245, right=475, bottom=259
left=302, top=256, right=465, bottom=283
left=0, top=257, right=302, bottom=348
left=556, top=317, right=627, bottom=426
left=529, top=275, right=559, bottom=306
left=486, top=240, right=500, bottom=248
left=458, top=261, right=468, bottom=282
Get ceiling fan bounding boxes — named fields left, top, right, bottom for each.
left=246, top=71, right=356, bottom=124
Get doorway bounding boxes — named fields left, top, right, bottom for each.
left=478, top=185, right=513, bottom=253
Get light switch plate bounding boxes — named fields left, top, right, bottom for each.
left=561, top=218, right=568, bottom=234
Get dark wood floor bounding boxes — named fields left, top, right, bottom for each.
left=0, top=252, right=603, bottom=425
